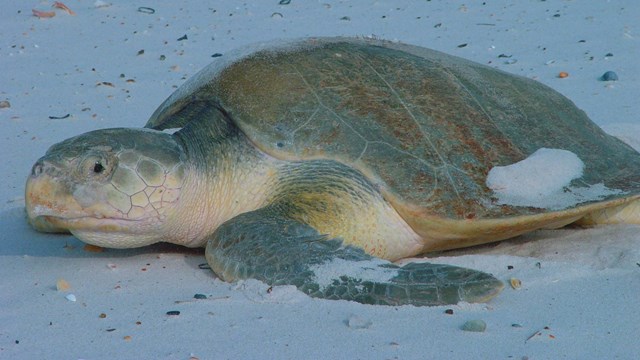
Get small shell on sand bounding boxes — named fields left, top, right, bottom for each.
left=56, top=279, right=71, bottom=291
left=461, top=319, right=487, bottom=332
left=510, top=278, right=522, bottom=289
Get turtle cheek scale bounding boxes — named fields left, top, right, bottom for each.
left=63, top=162, right=186, bottom=248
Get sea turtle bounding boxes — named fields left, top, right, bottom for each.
left=25, top=37, right=640, bottom=306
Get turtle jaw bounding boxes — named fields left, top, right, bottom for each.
left=25, top=168, right=163, bottom=248
left=32, top=215, right=160, bottom=248
left=26, top=169, right=77, bottom=233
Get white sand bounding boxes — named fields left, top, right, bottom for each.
left=1, top=1, right=639, bottom=359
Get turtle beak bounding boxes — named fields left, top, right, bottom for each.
left=25, top=158, right=75, bottom=233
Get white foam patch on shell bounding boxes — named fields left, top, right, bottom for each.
left=310, top=258, right=399, bottom=289
left=486, top=148, right=623, bottom=210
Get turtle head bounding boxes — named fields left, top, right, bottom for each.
left=25, top=128, right=187, bottom=248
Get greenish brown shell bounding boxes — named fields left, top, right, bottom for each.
left=146, top=37, right=640, bottom=222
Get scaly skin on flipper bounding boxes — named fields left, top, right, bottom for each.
left=207, top=209, right=503, bottom=306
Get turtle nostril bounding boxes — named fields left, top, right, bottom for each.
left=31, top=162, right=44, bottom=177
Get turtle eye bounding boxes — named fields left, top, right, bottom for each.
left=94, top=162, right=105, bottom=174
left=79, top=154, right=113, bottom=179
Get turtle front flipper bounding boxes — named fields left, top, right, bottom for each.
left=205, top=209, right=503, bottom=306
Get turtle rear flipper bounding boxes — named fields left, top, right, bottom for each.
left=206, top=209, right=503, bottom=306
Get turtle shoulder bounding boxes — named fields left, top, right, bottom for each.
left=146, top=37, right=640, bottom=227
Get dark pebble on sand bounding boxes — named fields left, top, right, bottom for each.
left=600, top=71, right=618, bottom=81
